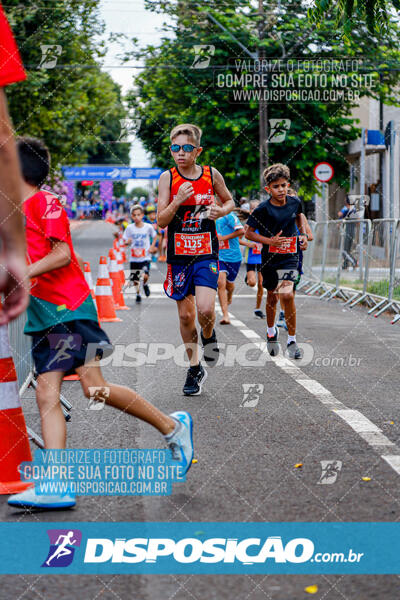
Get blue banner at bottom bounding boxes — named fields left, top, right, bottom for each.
left=0, top=522, right=399, bottom=574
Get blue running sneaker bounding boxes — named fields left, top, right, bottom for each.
left=165, top=411, right=194, bottom=476
left=276, top=310, right=287, bottom=330
left=8, top=486, right=76, bottom=509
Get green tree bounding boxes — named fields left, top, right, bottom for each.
left=309, top=0, right=400, bottom=36
left=127, top=0, right=400, bottom=199
left=5, top=0, right=129, bottom=174
left=127, top=187, right=150, bottom=200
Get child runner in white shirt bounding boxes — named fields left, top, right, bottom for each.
left=123, top=204, right=157, bottom=302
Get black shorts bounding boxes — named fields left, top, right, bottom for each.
left=293, top=271, right=302, bottom=291
left=261, top=261, right=299, bottom=291
left=130, top=261, right=150, bottom=280
left=31, top=319, right=113, bottom=376
left=246, top=263, right=261, bottom=273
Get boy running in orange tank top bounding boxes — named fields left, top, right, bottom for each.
left=157, top=124, right=234, bottom=396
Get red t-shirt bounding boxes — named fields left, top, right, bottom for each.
left=0, top=3, right=26, bottom=86
left=24, top=191, right=90, bottom=310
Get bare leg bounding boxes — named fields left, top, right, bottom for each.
left=76, top=363, right=175, bottom=435
left=226, top=280, right=235, bottom=306
left=217, top=271, right=230, bottom=324
left=176, top=295, right=198, bottom=366
left=35, top=371, right=66, bottom=448
left=247, top=270, right=256, bottom=287
left=278, top=282, right=296, bottom=335
left=256, top=271, right=264, bottom=309
left=266, top=290, right=279, bottom=328
left=196, top=285, right=216, bottom=338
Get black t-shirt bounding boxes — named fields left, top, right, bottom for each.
left=246, top=196, right=302, bottom=267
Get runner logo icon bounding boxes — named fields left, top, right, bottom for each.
left=43, top=194, right=63, bottom=219
left=42, top=529, right=82, bottom=568
left=241, top=383, right=264, bottom=407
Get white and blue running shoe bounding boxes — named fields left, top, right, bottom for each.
left=276, top=310, right=288, bottom=330
left=165, top=411, right=194, bottom=476
left=8, top=486, right=76, bottom=509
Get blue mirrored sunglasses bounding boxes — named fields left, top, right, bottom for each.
left=170, top=143, right=197, bottom=152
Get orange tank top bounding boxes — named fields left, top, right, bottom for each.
left=167, top=165, right=218, bottom=264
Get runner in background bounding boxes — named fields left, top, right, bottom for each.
left=145, top=205, right=161, bottom=262
left=215, top=212, right=244, bottom=325
left=216, top=210, right=244, bottom=325
left=276, top=189, right=314, bottom=330
left=0, top=3, right=29, bottom=323
left=245, top=164, right=308, bottom=360
left=154, top=198, right=168, bottom=263
left=123, top=204, right=157, bottom=302
left=241, top=200, right=265, bottom=319
left=157, top=123, right=234, bottom=396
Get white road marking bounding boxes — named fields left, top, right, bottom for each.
left=383, top=455, right=400, bottom=471
left=227, top=309, right=400, bottom=476
left=123, top=286, right=307, bottom=300
left=240, top=329, right=261, bottom=339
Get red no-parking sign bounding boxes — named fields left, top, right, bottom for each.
left=313, top=162, right=334, bottom=183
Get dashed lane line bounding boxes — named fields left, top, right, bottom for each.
left=221, top=308, right=400, bottom=476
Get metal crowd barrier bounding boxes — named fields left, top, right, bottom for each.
left=8, top=311, right=33, bottom=394
left=321, top=219, right=371, bottom=302
left=300, top=218, right=400, bottom=322
left=390, top=220, right=400, bottom=324
left=296, top=219, right=316, bottom=290
left=300, top=221, right=331, bottom=295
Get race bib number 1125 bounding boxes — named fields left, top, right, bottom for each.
left=174, top=232, right=212, bottom=255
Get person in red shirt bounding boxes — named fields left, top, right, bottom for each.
left=0, top=3, right=29, bottom=323
left=8, top=137, right=194, bottom=510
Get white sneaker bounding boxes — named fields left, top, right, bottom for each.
left=8, top=486, right=76, bottom=509
left=165, top=411, right=194, bottom=475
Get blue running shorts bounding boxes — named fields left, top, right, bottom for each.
left=218, top=260, right=241, bottom=283
left=164, top=259, right=219, bottom=300
left=31, top=320, right=113, bottom=375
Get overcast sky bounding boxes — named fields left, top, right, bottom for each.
left=98, top=0, right=172, bottom=190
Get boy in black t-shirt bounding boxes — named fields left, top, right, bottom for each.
left=245, top=164, right=308, bottom=359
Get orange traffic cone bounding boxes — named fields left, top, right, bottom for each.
left=120, top=243, right=127, bottom=264
left=108, top=249, right=130, bottom=311
left=95, top=257, right=122, bottom=323
left=83, top=261, right=95, bottom=299
left=108, top=249, right=122, bottom=306
left=0, top=324, right=33, bottom=494
left=115, top=246, right=126, bottom=286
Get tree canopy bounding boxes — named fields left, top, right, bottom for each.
left=127, top=0, right=400, bottom=199
left=309, top=0, right=400, bottom=36
left=4, top=0, right=129, bottom=174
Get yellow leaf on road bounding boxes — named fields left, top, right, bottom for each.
left=192, top=459, right=198, bottom=464
left=295, top=463, right=303, bottom=468
left=305, top=584, right=318, bottom=594
left=362, top=477, right=371, bottom=481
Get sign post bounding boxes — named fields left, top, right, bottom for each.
left=314, top=162, right=334, bottom=222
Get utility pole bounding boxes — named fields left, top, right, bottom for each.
left=258, top=0, right=268, bottom=192
left=206, top=9, right=268, bottom=194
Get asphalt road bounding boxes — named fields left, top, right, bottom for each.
left=2, top=221, right=400, bottom=599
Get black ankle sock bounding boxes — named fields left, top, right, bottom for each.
left=190, top=363, right=201, bottom=374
